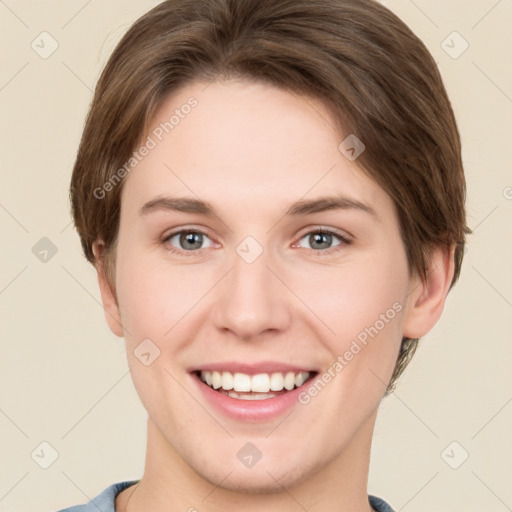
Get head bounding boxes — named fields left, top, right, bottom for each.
left=70, top=0, right=470, bottom=493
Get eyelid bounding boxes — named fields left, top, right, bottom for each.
left=162, top=225, right=214, bottom=240
left=292, top=226, right=352, bottom=255
left=162, top=225, right=353, bottom=256
left=295, top=225, right=353, bottom=243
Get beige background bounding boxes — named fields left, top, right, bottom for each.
left=1, top=1, right=511, bottom=511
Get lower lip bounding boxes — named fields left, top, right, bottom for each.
left=191, top=373, right=314, bottom=422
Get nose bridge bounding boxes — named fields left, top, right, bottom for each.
left=232, top=236, right=270, bottom=292
left=212, top=235, right=290, bottom=339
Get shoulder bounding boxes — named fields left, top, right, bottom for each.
left=54, top=480, right=139, bottom=512
left=369, top=494, right=395, bottom=512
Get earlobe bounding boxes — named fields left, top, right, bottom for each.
left=92, top=241, right=124, bottom=338
left=402, top=244, right=456, bottom=339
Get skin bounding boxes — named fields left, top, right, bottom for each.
left=92, top=78, right=455, bottom=512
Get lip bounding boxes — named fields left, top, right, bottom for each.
left=187, top=361, right=317, bottom=375
left=189, top=367, right=318, bottom=422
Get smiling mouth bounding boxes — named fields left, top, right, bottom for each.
left=194, top=370, right=317, bottom=400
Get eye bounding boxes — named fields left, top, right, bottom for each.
left=163, top=230, right=214, bottom=255
left=295, top=228, right=351, bottom=253
left=162, top=227, right=351, bottom=257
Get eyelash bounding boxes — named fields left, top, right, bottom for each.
left=162, top=227, right=352, bottom=257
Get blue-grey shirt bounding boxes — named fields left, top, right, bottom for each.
left=55, top=480, right=395, bottom=511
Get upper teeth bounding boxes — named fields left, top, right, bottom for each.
left=200, top=370, right=310, bottom=393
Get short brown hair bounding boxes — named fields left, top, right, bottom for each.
left=70, top=0, right=471, bottom=395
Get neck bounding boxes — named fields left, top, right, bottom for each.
left=119, top=411, right=378, bottom=512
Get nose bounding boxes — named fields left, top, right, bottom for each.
left=212, top=243, right=292, bottom=342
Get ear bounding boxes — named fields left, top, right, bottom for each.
left=92, top=241, right=124, bottom=338
left=402, top=244, right=456, bottom=339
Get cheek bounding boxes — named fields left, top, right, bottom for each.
left=115, top=251, right=201, bottom=338
left=292, top=250, right=408, bottom=395
left=116, top=229, right=409, bottom=354
left=294, top=254, right=408, bottom=340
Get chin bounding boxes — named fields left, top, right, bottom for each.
left=205, top=470, right=299, bottom=495
left=193, top=456, right=317, bottom=496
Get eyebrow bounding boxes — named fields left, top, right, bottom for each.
left=140, top=195, right=378, bottom=220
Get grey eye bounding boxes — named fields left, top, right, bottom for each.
left=298, top=231, right=344, bottom=251
left=166, top=231, right=213, bottom=251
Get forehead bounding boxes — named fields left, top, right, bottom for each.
left=120, top=79, right=391, bottom=218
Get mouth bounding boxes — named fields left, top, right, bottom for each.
left=193, top=369, right=318, bottom=401
left=188, top=362, right=320, bottom=421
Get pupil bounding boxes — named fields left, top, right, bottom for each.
left=311, top=232, right=331, bottom=249
left=181, top=232, right=202, bottom=250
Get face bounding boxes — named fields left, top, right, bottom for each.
left=99, top=78, right=427, bottom=492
